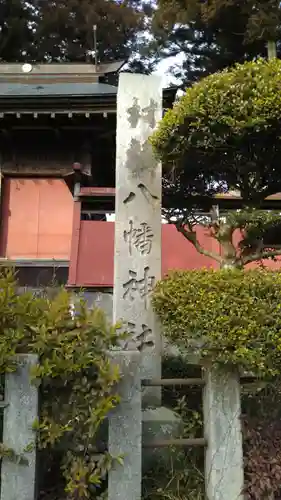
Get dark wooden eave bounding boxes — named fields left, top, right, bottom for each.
left=77, top=187, right=281, bottom=211
left=0, top=94, right=118, bottom=113
left=0, top=86, right=177, bottom=114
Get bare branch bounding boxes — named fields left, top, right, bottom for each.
left=175, top=222, right=223, bottom=264
left=242, top=248, right=281, bottom=265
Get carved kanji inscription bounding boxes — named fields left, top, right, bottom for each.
left=127, top=98, right=158, bottom=129
left=122, top=267, right=155, bottom=309
left=125, top=138, right=158, bottom=177
left=124, top=220, right=154, bottom=255
left=126, top=322, right=154, bottom=351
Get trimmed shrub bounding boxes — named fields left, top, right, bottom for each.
left=152, top=268, right=281, bottom=376
left=151, top=58, right=281, bottom=202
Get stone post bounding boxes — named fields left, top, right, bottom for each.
left=108, top=73, right=163, bottom=500
left=1, top=354, right=38, bottom=500
left=108, top=351, right=142, bottom=500
left=203, top=367, right=244, bottom=500
left=113, top=72, right=162, bottom=400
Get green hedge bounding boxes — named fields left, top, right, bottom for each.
left=152, top=268, right=281, bottom=376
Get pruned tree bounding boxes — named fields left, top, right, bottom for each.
left=151, top=57, right=281, bottom=268
left=152, top=52, right=281, bottom=500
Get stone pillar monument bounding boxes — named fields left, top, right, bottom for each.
left=113, top=72, right=162, bottom=392
left=108, top=73, right=163, bottom=500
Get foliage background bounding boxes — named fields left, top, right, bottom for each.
left=152, top=0, right=280, bottom=85
left=0, top=0, right=155, bottom=73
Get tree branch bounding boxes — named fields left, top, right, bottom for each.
left=242, top=248, right=281, bottom=265
left=175, top=222, right=223, bottom=264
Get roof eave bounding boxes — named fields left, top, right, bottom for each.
left=0, top=94, right=117, bottom=112
left=0, top=85, right=177, bottom=112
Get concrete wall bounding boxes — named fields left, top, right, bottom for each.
left=82, top=289, right=113, bottom=321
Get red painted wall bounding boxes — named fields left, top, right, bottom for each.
left=68, top=214, right=281, bottom=287
left=68, top=218, right=220, bottom=287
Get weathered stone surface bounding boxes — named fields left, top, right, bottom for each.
left=203, top=367, right=244, bottom=500
left=108, top=350, right=142, bottom=500
left=96, top=405, right=183, bottom=470
left=108, top=73, right=165, bottom=499
left=113, top=72, right=163, bottom=405
left=82, top=290, right=113, bottom=321
left=1, top=354, right=38, bottom=500
left=142, top=406, right=183, bottom=470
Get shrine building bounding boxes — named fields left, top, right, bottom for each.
left=0, top=62, right=281, bottom=315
